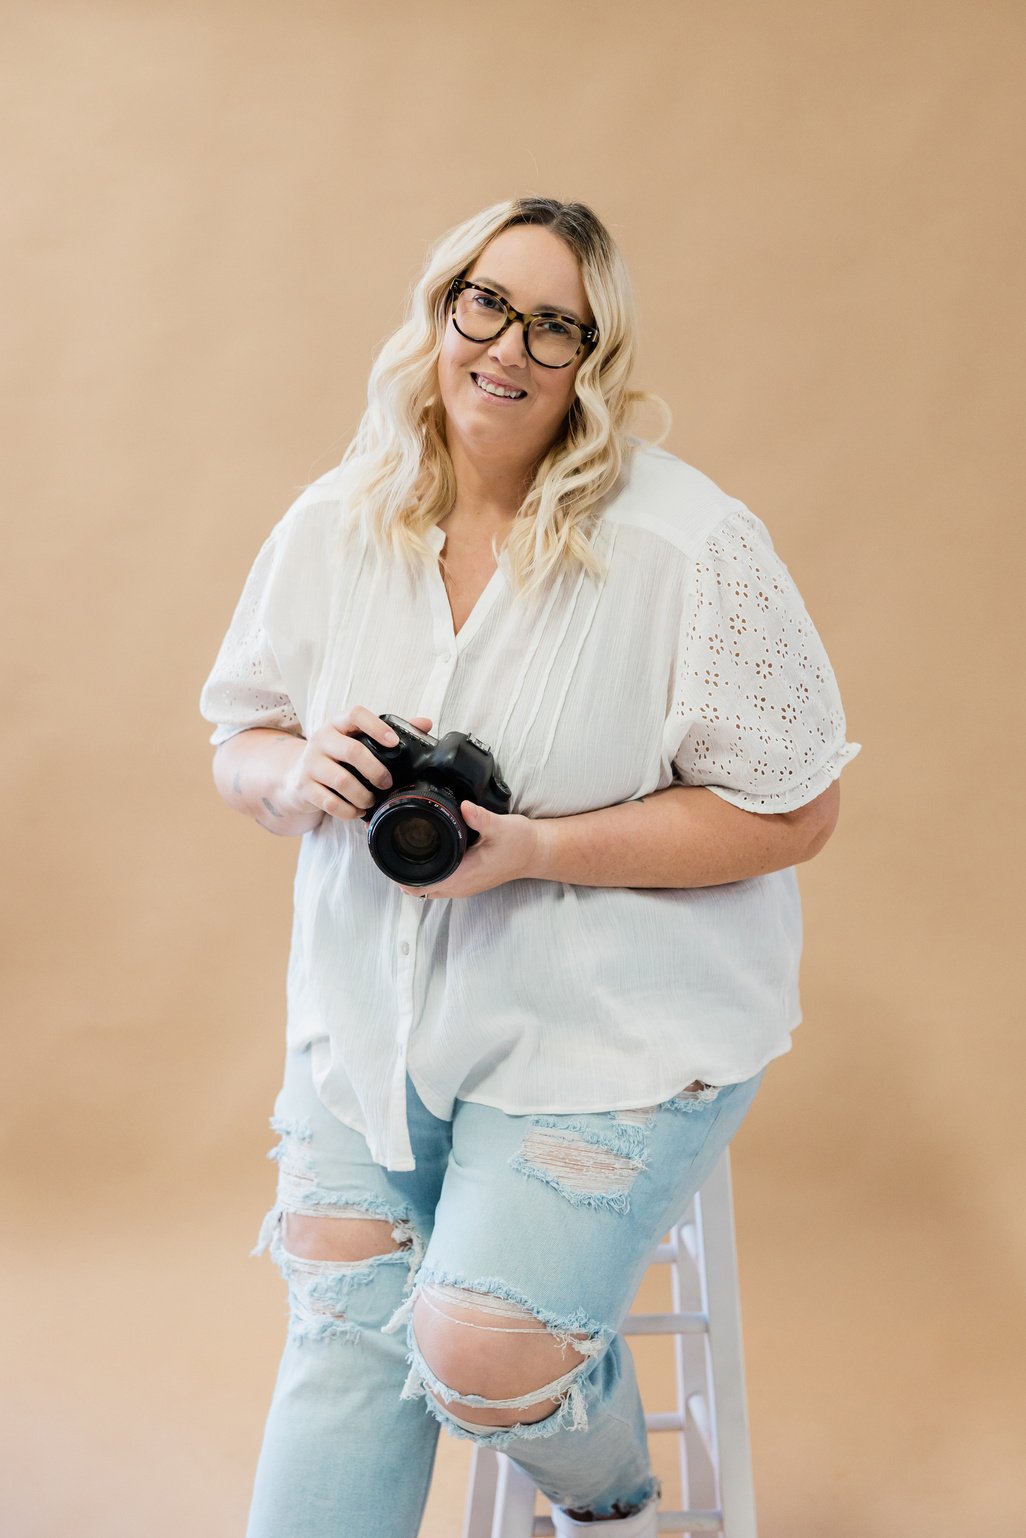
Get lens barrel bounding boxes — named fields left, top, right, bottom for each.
left=365, top=784, right=467, bottom=885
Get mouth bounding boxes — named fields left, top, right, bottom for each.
left=471, top=371, right=527, bottom=402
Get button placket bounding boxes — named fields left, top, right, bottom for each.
left=395, top=903, right=420, bottom=1041
left=386, top=542, right=457, bottom=1167
left=388, top=898, right=423, bottom=1167
left=416, top=648, right=456, bottom=728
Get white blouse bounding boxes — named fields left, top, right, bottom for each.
left=199, top=442, right=861, bottom=1171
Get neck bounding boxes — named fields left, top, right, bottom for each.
left=445, top=433, right=537, bottom=524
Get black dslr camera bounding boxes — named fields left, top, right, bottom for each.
left=348, top=714, right=512, bottom=887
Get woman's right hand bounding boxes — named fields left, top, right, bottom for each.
left=280, top=706, right=434, bottom=823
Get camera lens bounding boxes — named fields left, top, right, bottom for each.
left=365, top=783, right=467, bottom=885
left=392, top=815, right=441, bottom=862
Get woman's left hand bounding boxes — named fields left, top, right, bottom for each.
left=397, top=801, right=543, bottom=900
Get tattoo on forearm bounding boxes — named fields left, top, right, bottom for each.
left=261, top=797, right=283, bottom=818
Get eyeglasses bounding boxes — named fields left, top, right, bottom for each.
left=448, top=278, right=598, bottom=369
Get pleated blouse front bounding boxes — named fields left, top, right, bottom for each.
left=199, top=442, right=861, bottom=1170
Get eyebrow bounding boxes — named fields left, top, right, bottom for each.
left=470, top=275, right=588, bottom=325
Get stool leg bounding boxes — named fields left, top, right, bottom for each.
left=493, top=1455, right=539, bottom=1537
left=462, top=1448, right=537, bottom=1538
left=672, top=1197, right=719, bottom=1518
left=462, top=1445, right=501, bottom=1538
left=698, top=1149, right=758, bottom=1538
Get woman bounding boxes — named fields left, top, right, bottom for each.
left=200, top=196, right=860, bottom=1538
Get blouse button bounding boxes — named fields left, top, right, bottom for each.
left=441, top=650, right=453, bottom=664
left=400, top=941, right=410, bottom=956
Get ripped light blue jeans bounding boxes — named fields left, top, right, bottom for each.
left=246, top=1044, right=764, bottom=1538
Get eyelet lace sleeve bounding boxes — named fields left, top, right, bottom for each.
left=671, top=506, right=861, bottom=813
left=199, top=523, right=302, bottom=747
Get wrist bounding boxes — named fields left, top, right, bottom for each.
left=279, top=783, right=326, bottom=835
left=527, top=814, right=557, bottom=882
left=278, top=745, right=322, bottom=825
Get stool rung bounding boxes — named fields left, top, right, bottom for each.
left=623, top=1310, right=707, bottom=1334
left=654, top=1511, right=723, bottom=1533
left=529, top=1511, right=724, bottom=1535
left=644, top=1410, right=685, bottom=1432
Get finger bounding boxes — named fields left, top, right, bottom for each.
left=326, top=705, right=401, bottom=746
left=321, top=735, right=395, bottom=795
left=461, top=799, right=491, bottom=830
left=321, top=761, right=383, bottom=811
left=306, top=779, right=363, bottom=821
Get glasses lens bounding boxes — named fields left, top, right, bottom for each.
left=454, top=286, right=507, bottom=341
left=526, top=316, right=583, bottom=368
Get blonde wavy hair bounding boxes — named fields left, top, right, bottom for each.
left=335, top=196, right=669, bottom=603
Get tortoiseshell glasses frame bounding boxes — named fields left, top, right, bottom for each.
left=448, top=278, right=599, bottom=369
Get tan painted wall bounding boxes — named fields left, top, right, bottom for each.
left=3, top=2, right=1023, bottom=1533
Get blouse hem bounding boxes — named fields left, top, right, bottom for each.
left=407, top=1035, right=794, bottom=1122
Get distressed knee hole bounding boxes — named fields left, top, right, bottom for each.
left=410, top=1282, right=597, bottom=1429
left=255, top=1114, right=425, bottom=1274
left=261, top=1210, right=421, bottom=1347
left=251, top=1123, right=428, bottom=1339
left=383, top=1276, right=612, bottom=1442
left=272, top=1247, right=374, bottom=1346
left=283, top=1210, right=410, bottom=1262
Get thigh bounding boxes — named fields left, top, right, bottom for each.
left=419, top=1072, right=765, bottom=1336
left=263, top=1046, right=452, bottom=1252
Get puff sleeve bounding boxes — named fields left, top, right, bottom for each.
left=198, top=520, right=302, bottom=748
left=670, top=506, right=861, bottom=813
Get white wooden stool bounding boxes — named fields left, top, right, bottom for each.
left=460, top=1146, right=758, bottom=1537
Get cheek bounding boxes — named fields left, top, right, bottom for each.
left=436, top=343, right=468, bottom=409
left=537, top=372, right=579, bottom=423
left=438, top=330, right=484, bottom=392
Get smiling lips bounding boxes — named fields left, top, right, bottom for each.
left=471, top=371, right=527, bottom=401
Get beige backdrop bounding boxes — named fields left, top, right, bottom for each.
left=3, top=2, right=1023, bottom=1534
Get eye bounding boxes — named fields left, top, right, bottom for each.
left=471, top=291, right=505, bottom=312
left=535, top=317, right=574, bottom=339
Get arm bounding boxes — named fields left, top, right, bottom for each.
left=528, top=777, right=840, bottom=888
left=212, top=729, right=323, bottom=837
left=400, top=778, right=840, bottom=899
left=211, top=709, right=437, bottom=839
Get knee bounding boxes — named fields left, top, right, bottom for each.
left=282, top=1211, right=411, bottom=1262
left=258, top=1207, right=422, bottom=1346
left=410, top=1282, right=595, bottom=1428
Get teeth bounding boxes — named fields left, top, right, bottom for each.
left=474, top=375, right=524, bottom=399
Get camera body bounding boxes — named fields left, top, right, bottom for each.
left=348, top=714, right=512, bottom=887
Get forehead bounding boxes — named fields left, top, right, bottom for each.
left=467, top=224, right=591, bottom=321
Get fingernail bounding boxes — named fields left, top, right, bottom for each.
left=385, top=732, right=399, bottom=745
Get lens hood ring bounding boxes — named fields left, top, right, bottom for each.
left=366, top=785, right=467, bottom=885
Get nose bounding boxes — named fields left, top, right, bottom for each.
left=488, top=320, right=528, bottom=371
